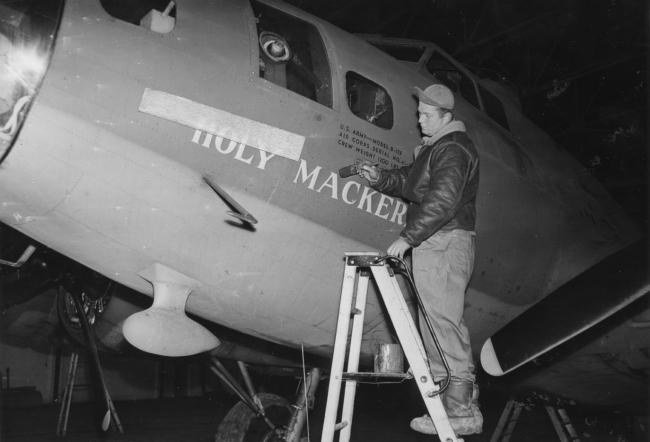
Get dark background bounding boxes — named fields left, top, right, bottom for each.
left=287, top=0, right=648, bottom=228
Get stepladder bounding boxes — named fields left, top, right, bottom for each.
left=490, top=397, right=581, bottom=442
left=321, top=252, right=462, bottom=442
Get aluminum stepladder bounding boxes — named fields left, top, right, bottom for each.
left=321, top=252, right=461, bottom=442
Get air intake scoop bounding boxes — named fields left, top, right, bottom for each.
left=123, top=263, right=219, bottom=357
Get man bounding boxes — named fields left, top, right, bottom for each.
left=357, top=83, right=482, bottom=435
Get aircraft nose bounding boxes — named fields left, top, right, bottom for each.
left=0, top=3, right=62, bottom=163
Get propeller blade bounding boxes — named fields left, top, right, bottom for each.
left=101, top=410, right=111, bottom=432
left=481, top=239, right=649, bottom=376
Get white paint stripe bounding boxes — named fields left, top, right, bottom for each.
left=138, top=89, right=305, bottom=161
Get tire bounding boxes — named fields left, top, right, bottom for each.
left=215, top=393, right=292, bottom=442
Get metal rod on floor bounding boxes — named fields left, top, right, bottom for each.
left=56, top=352, right=79, bottom=437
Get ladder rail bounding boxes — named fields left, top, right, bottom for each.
left=490, top=399, right=515, bottom=442
left=321, top=262, right=358, bottom=442
left=338, top=271, right=370, bottom=442
left=384, top=255, right=452, bottom=391
left=371, top=264, right=459, bottom=442
left=502, top=402, right=523, bottom=442
left=557, top=408, right=580, bottom=440
left=545, top=406, right=570, bottom=442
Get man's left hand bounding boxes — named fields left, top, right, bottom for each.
left=387, top=237, right=411, bottom=258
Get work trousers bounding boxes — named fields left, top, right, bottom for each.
left=412, top=229, right=476, bottom=383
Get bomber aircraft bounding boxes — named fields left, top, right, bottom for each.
left=0, top=0, right=647, bottom=440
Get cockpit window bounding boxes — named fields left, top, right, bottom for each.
left=426, top=51, right=479, bottom=109
left=346, top=72, right=393, bottom=129
left=368, top=42, right=425, bottom=63
left=426, top=49, right=510, bottom=130
left=252, top=1, right=332, bottom=108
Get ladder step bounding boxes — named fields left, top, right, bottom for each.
left=341, top=371, right=412, bottom=382
left=334, top=421, right=348, bottom=431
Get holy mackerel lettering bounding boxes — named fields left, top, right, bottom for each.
left=190, top=130, right=407, bottom=226
left=293, top=159, right=407, bottom=225
left=191, top=130, right=275, bottom=170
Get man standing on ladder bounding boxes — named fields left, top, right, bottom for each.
left=357, top=83, right=482, bottom=435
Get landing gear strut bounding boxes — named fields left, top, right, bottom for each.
left=58, top=279, right=123, bottom=434
left=211, top=357, right=320, bottom=442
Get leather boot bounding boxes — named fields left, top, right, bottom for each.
left=410, top=379, right=483, bottom=435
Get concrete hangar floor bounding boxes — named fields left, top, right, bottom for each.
left=2, top=381, right=646, bottom=441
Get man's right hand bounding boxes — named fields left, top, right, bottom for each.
left=356, top=160, right=380, bottom=183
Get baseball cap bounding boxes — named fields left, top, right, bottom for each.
left=414, top=83, right=454, bottom=110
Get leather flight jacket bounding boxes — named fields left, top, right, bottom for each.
left=373, top=131, right=479, bottom=247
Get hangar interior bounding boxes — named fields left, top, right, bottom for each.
left=1, top=0, right=647, bottom=441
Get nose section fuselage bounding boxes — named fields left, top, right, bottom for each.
left=0, top=1, right=64, bottom=162
left=0, top=0, right=400, bottom=359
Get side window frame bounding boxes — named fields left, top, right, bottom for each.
left=251, top=0, right=333, bottom=109
left=345, top=71, right=394, bottom=130
left=423, top=45, right=510, bottom=130
left=425, top=49, right=481, bottom=110
left=478, top=83, right=510, bottom=130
